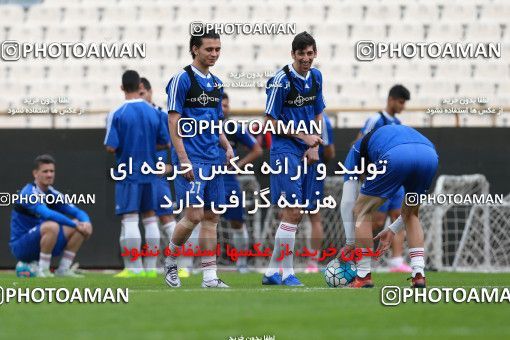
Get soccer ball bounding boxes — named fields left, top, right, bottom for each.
left=15, top=261, right=37, bottom=278
left=324, top=258, right=357, bottom=287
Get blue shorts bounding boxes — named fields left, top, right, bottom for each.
left=174, top=162, right=225, bottom=211
left=378, top=186, right=405, bottom=212
left=223, top=176, right=244, bottom=222
left=270, top=153, right=313, bottom=205
left=115, top=181, right=158, bottom=215
left=10, top=224, right=67, bottom=262
left=360, top=143, right=438, bottom=199
left=155, top=176, right=174, bottom=216
left=304, top=162, right=325, bottom=212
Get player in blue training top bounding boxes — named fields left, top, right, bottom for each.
left=340, top=125, right=438, bottom=288
left=262, top=32, right=326, bottom=287
left=220, top=92, right=263, bottom=273
left=303, top=112, right=335, bottom=273
left=164, top=28, right=234, bottom=289
left=105, top=70, right=170, bottom=278
left=354, top=84, right=412, bottom=273
left=9, top=154, right=93, bottom=277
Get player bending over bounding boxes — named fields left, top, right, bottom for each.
left=9, top=154, right=93, bottom=277
left=341, top=125, right=438, bottom=288
left=354, top=84, right=412, bottom=273
left=262, top=32, right=326, bottom=286
left=164, top=28, right=234, bottom=288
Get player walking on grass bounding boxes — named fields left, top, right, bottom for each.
left=164, top=29, right=234, bottom=288
left=9, top=154, right=92, bottom=278
left=353, top=85, right=412, bottom=273
left=262, top=32, right=326, bottom=286
left=105, top=70, right=170, bottom=278
left=340, top=125, right=438, bottom=288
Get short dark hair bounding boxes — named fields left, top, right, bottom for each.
left=140, top=77, right=151, bottom=91
left=292, top=31, right=316, bottom=53
left=34, top=154, right=55, bottom=170
left=222, top=92, right=229, bottom=100
left=189, top=29, right=220, bottom=59
left=122, top=70, right=140, bottom=93
left=388, top=84, right=411, bottom=101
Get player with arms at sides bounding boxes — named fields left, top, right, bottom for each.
left=304, top=112, right=335, bottom=273
left=105, top=70, right=170, bottom=278
left=340, top=125, right=438, bottom=288
left=353, top=84, right=412, bottom=273
left=9, top=154, right=93, bottom=277
left=139, top=77, right=192, bottom=278
left=164, top=28, right=234, bottom=288
left=220, top=92, right=263, bottom=273
left=262, top=31, right=326, bottom=286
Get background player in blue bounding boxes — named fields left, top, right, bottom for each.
left=341, top=125, right=438, bottom=288
left=304, top=112, right=335, bottom=273
left=263, top=32, right=326, bottom=286
left=220, top=92, right=263, bottom=273
left=355, top=84, right=412, bottom=273
left=9, top=154, right=93, bottom=277
left=105, top=70, right=170, bottom=278
left=165, top=29, right=234, bottom=288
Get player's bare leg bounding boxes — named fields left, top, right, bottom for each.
left=164, top=207, right=202, bottom=287
left=350, top=194, right=386, bottom=288
left=401, top=204, right=426, bottom=288
left=200, top=210, right=228, bottom=288
left=37, top=221, right=59, bottom=277
left=305, top=212, right=323, bottom=273
left=264, top=207, right=303, bottom=286
left=159, top=214, right=191, bottom=277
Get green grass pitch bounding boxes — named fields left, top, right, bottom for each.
left=0, top=272, right=509, bottom=339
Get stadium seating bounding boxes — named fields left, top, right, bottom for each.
left=0, top=0, right=508, bottom=128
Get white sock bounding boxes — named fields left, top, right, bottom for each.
left=388, top=256, right=404, bottom=268
left=143, top=216, right=160, bottom=271
left=123, top=214, right=143, bottom=273
left=39, top=252, right=51, bottom=270
left=58, top=250, right=75, bottom=271
left=119, top=222, right=129, bottom=268
left=201, top=255, right=218, bottom=281
left=165, top=241, right=179, bottom=267
left=356, top=249, right=372, bottom=278
left=265, top=222, right=297, bottom=280
left=161, top=221, right=176, bottom=240
left=232, top=224, right=249, bottom=267
left=409, top=247, right=425, bottom=277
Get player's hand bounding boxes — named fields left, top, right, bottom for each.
left=76, top=222, right=93, bottom=240
left=164, top=164, right=173, bottom=176
left=179, top=159, right=194, bottom=182
left=304, top=146, right=319, bottom=165
left=301, top=134, right=323, bottom=148
left=225, top=146, right=234, bottom=166
left=373, top=228, right=395, bottom=255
